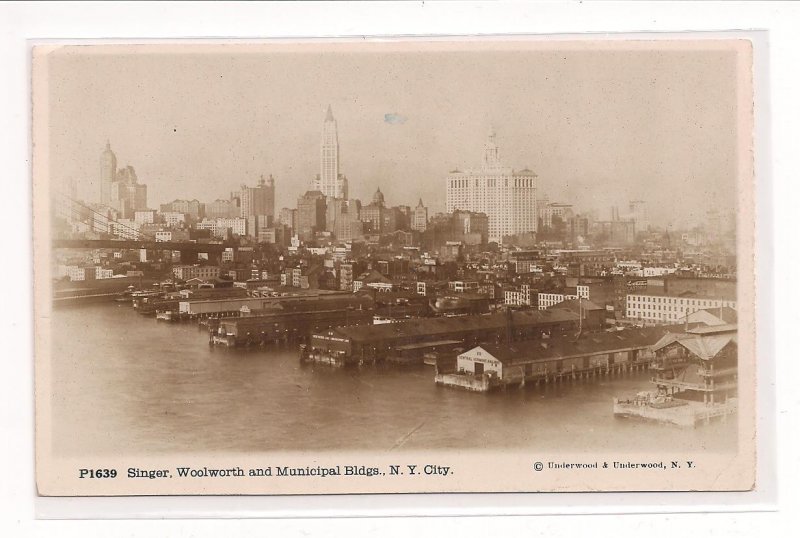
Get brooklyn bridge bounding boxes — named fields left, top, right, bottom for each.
left=52, top=192, right=241, bottom=262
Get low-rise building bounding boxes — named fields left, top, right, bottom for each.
left=416, top=281, right=427, bottom=296
left=161, top=211, right=187, bottom=228
left=172, top=265, right=221, bottom=281
left=448, top=281, right=479, bottom=293
left=626, top=290, right=736, bottom=324
left=134, top=209, right=158, bottom=225
left=155, top=230, right=190, bottom=242
left=440, top=325, right=681, bottom=392
left=339, top=263, right=354, bottom=291
left=538, top=288, right=580, bottom=310
left=505, top=284, right=533, bottom=306
left=95, top=267, right=114, bottom=279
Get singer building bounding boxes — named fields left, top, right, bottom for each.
left=446, top=129, right=537, bottom=243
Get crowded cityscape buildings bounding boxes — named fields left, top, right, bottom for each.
left=52, top=105, right=737, bottom=327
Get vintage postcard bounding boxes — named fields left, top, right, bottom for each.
left=33, top=38, right=756, bottom=496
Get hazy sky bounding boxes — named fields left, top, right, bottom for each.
left=43, top=42, right=743, bottom=227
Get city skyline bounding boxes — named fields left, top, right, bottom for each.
left=34, top=39, right=753, bottom=500
left=47, top=43, right=740, bottom=228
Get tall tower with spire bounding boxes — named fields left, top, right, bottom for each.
left=319, top=105, right=348, bottom=199
left=482, top=126, right=502, bottom=169
left=412, top=198, right=428, bottom=232
left=99, top=140, right=117, bottom=205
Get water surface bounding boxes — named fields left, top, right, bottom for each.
left=50, top=303, right=737, bottom=455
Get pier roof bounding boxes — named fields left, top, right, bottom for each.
left=554, top=298, right=604, bottom=312
left=331, top=308, right=579, bottom=344
left=697, top=307, right=738, bottom=324
left=472, top=325, right=687, bottom=365
left=652, top=328, right=737, bottom=361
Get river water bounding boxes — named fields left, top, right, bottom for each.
left=49, top=303, right=737, bottom=455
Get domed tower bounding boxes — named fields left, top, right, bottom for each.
left=372, top=187, right=385, bottom=207
left=99, top=140, right=117, bottom=205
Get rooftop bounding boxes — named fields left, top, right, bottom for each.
left=652, top=328, right=737, bottom=361
left=554, top=298, right=605, bottom=312
left=330, top=308, right=579, bottom=343
left=694, top=307, right=738, bottom=325
left=471, top=324, right=691, bottom=365
left=627, top=288, right=736, bottom=301
left=686, top=323, right=738, bottom=335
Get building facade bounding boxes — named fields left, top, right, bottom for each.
left=505, top=284, right=533, bottom=306
left=315, top=105, right=348, bottom=199
left=172, top=265, right=222, bottom=281
left=239, top=175, right=275, bottom=224
left=412, top=198, right=428, bottom=232
left=539, top=203, right=574, bottom=229
left=160, top=199, right=203, bottom=220
left=134, top=210, right=157, bottom=225
left=278, top=207, right=298, bottom=235
left=297, top=190, right=327, bottom=241
left=538, top=292, right=570, bottom=310
left=206, top=198, right=239, bottom=219
left=195, top=217, right=247, bottom=238
left=98, top=142, right=148, bottom=219
left=627, top=200, right=649, bottom=233
left=99, top=140, right=117, bottom=205
left=445, top=128, right=537, bottom=243
left=451, top=210, right=490, bottom=245
left=626, top=292, right=737, bottom=324
left=360, top=188, right=386, bottom=233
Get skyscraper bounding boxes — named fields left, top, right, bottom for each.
left=110, top=165, right=147, bottom=218
left=445, top=127, right=537, bottom=243
left=627, top=200, right=649, bottom=233
left=412, top=198, right=428, bottom=232
left=240, top=175, right=276, bottom=223
left=99, top=140, right=117, bottom=205
left=360, top=188, right=386, bottom=233
left=317, top=105, right=348, bottom=199
left=296, top=190, right=327, bottom=241
left=99, top=141, right=148, bottom=217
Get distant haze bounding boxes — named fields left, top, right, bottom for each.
left=44, top=42, right=742, bottom=228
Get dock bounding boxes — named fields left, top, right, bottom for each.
left=612, top=323, right=738, bottom=426
left=433, top=325, right=681, bottom=392
left=613, top=396, right=737, bottom=427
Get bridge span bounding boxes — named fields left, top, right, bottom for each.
left=52, top=239, right=235, bottom=253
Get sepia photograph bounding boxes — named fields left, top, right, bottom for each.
left=32, top=38, right=756, bottom=496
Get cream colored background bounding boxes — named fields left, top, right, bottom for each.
left=33, top=38, right=756, bottom=497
